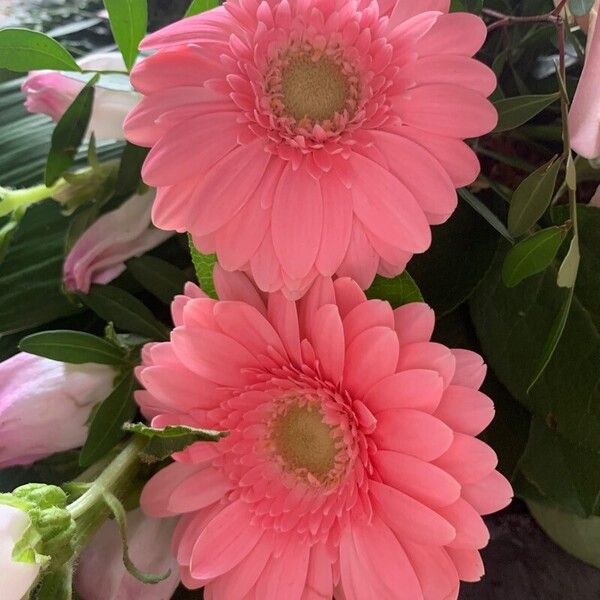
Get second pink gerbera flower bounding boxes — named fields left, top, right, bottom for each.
left=125, top=0, right=497, bottom=298
left=136, top=270, right=512, bottom=599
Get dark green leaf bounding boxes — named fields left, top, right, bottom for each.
left=80, top=372, right=136, bottom=467
left=80, top=284, right=169, bottom=341
left=366, top=272, right=423, bottom=307
left=188, top=235, right=217, bottom=298
left=114, top=142, right=148, bottom=196
left=124, top=422, right=226, bottom=461
left=19, top=330, right=125, bottom=365
left=0, top=452, right=82, bottom=493
left=508, top=157, right=563, bottom=237
left=45, top=75, right=97, bottom=186
left=494, top=93, right=561, bottom=133
left=569, top=0, right=596, bottom=17
left=502, top=227, right=567, bottom=288
left=0, top=28, right=80, bottom=72
left=103, top=491, right=171, bottom=583
left=127, top=256, right=187, bottom=304
left=528, top=500, right=600, bottom=568
left=409, top=200, right=500, bottom=316
left=185, top=0, right=220, bottom=17
left=469, top=206, right=600, bottom=455
left=103, top=0, right=148, bottom=71
left=459, top=188, right=514, bottom=244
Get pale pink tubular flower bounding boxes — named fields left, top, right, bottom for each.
left=569, top=1, right=600, bottom=159
left=63, top=189, right=173, bottom=294
left=22, top=52, right=140, bottom=140
left=124, top=0, right=497, bottom=299
left=135, top=268, right=512, bottom=600
left=74, top=508, right=180, bottom=600
left=0, top=353, right=115, bottom=468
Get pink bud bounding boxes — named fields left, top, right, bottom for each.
left=21, top=52, right=140, bottom=140
left=74, top=509, right=180, bottom=600
left=0, top=353, right=115, bottom=468
left=0, top=505, right=40, bottom=600
left=63, top=189, right=172, bottom=294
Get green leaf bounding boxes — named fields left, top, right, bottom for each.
left=0, top=451, right=82, bottom=493
left=517, top=417, right=600, bottom=516
left=103, top=491, right=171, bottom=583
left=80, top=372, right=136, bottom=467
left=569, top=0, right=596, bottom=17
left=366, top=272, right=423, bottom=307
left=127, top=256, right=187, bottom=304
left=458, top=188, right=514, bottom=244
left=0, top=202, right=81, bottom=335
left=494, top=93, right=561, bottom=133
left=185, top=0, right=220, bottom=17
left=557, top=235, right=580, bottom=288
left=45, top=75, right=97, bottom=186
left=124, top=422, right=226, bottom=461
left=103, top=0, right=148, bottom=71
left=80, top=284, right=169, bottom=341
left=188, top=235, right=217, bottom=298
left=528, top=500, right=600, bottom=568
left=508, top=157, right=563, bottom=237
left=0, top=28, right=80, bottom=72
left=469, top=206, right=600, bottom=455
left=114, top=142, right=148, bottom=197
left=502, top=227, right=567, bottom=288
left=409, top=200, right=500, bottom=316
left=19, top=330, right=125, bottom=365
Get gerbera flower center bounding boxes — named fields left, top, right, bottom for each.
left=270, top=400, right=338, bottom=481
left=281, top=55, right=349, bottom=123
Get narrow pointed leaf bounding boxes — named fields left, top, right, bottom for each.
left=127, top=256, right=187, bottom=304
left=459, top=188, right=514, bottom=243
left=502, top=227, right=567, bottom=287
left=185, top=0, right=220, bottom=17
left=188, top=235, right=217, bottom=298
left=557, top=235, right=581, bottom=288
left=103, top=0, right=148, bottom=71
left=366, top=272, right=423, bottom=307
left=494, top=93, right=560, bottom=133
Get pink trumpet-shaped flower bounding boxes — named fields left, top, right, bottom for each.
left=135, top=269, right=512, bottom=600
left=569, top=1, right=600, bottom=159
left=63, top=189, right=173, bottom=294
left=22, top=52, right=140, bottom=140
left=75, top=509, right=180, bottom=600
left=0, top=353, right=115, bottom=468
left=125, top=0, right=497, bottom=299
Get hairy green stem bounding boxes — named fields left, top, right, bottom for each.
left=0, top=180, right=65, bottom=217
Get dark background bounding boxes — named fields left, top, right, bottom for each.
left=2, top=1, right=600, bottom=598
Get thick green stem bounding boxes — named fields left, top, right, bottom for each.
left=0, top=180, right=65, bottom=218
left=67, top=437, right=145, bottom=550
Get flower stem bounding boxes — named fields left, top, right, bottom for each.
left=0, top=180, right=65, bottom=218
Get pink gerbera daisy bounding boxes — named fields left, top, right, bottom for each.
left=135, top=268, right=512, bottom=600
left=124, top=0, right=497, bottom=299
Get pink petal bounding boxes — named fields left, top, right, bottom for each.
left=434, top=433, right=498, bottom=485
left=393, top=83, right=497, bottom=139
left=451, top=349, right=487, bottom=389
left=402, top=542, right=459, bottom=600
left=461, top=470, right=513, bottom=516
left=342, top=299, right=395, bottom=346
left=250, top=231, right=283, bottom=293
left=310, top=304, right=345, bottom=384
left=434, top=385, right=495, bottom=436
left=140, top=462, right=200, bottom=517
left=374, top=449, right=461, bottom=508
left=336, top=220, right=380, bottom=289
left=446, top=547, right=485, bottom=582
left=316, top=174, right=353, bottom=276
left=439, top=498, right=490, bottom=550
left=213, top=265, right=267, bottom=316
left=168, top=466, right=231, bottom=512
left=272, top=164, right=323, bottom=280
left=397, top=341, right=456, bottom=388
left=333, top=278, right=367, bottom=318
left=415, top=12, right=488, bottom=57
left=373, top=408, right=454, bottom=461
left=393, top=303, right=435, bottom=346
left=190, top=501, right=264, bottom=579
left=388, top=0, right=450, bottom=27
left=343, top=326, right=400, bottom=398
left=350, top=153, right=431, bottom=253
left=302, top=543, right=333, bottom=600
left=363, top=369, right=444, bottom=413
left=340, top=515, right=423, bottom=600
left=267, top=292, right=302, bottom=365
